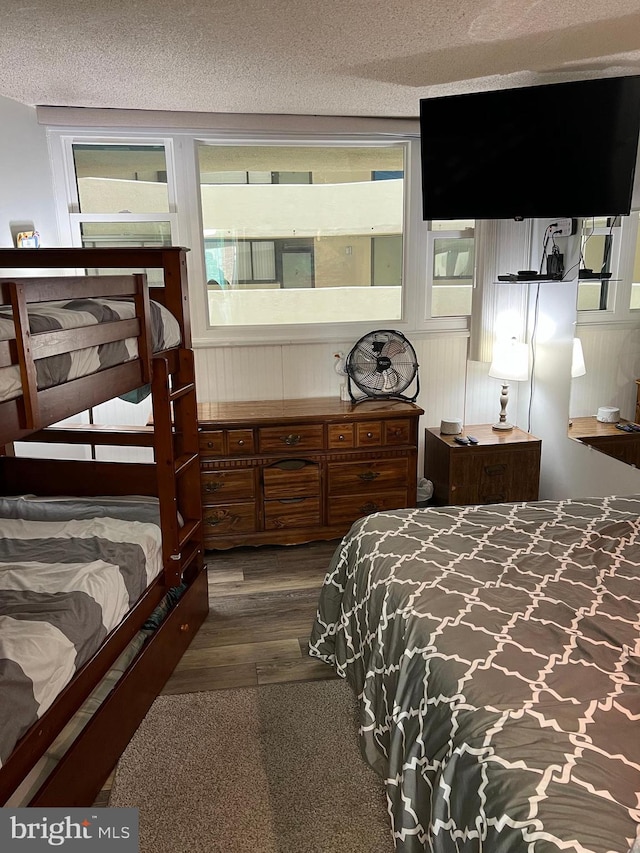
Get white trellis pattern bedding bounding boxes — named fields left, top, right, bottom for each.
left=310, top=496, right=640, bottom=853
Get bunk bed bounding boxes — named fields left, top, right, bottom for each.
left=0, top=246, right=208, bottom=807
left=310, top=499, right=640, bottom=853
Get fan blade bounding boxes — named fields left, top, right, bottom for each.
left=382, top=368, right=400, bottom=392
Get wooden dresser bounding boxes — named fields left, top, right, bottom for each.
left=425, top=424, right=541, bottom=506
left=198, top=397, right=423, bottom=549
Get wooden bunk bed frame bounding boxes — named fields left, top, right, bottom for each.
left=0, top=246, right=208, bottom=807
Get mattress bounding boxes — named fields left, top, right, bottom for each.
left=0, top=297, right=181, bottom=403
left=310, top=496, right=640, bottom=853
left=0, top=495, right=164, bottom=767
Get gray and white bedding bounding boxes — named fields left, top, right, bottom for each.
left=0, top=495, right=164, bottom=767
left=309, top=496, right=640, bottom=853
left=0, top=297, right=181, bottom=403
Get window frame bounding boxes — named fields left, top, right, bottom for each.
left=576, top=213, right=639, bottom=328
left=48, top=127, right=471, bottom=347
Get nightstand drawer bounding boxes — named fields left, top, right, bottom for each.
left=263, top=460, right=320, bottom=499
left=201, top=469, right=255, bottom=502
left=328, top=458, right=409, bottom=495
left=203, top=502, right=256, bottom=535
left=327, top=491, right=408, bottom=526
left=258, top=424, right=324, bottom=453
left=264, top=497, right=321, bottom=529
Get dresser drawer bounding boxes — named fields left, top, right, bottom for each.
left=258, top=424, right=324, bottom=453
left=327, top=491, right=408, bottom=527
left=327, top=423, right=355, bottom=449
left=199, top=430, right=225, bottom=456
left=263, top=460, right=320, bottom=499
left=203, top=502, right=256, bottom=536
left=355, top=421, right=382, bottom=447
left=201, top=468, right=255, bottom=502
left=199, top=429, right=254, bottom=457
left=384, top=419, right=411, bottom=445
left=226, top=429, right=255, bottom=455
left=264, top=497, right=321, bottom=530
left=327, top=458, right=409, bottom=495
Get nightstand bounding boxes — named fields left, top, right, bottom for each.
left=424, top=424, right=541, bottom=506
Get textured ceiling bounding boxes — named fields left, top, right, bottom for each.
left=2, top=0, right=640, bottom=117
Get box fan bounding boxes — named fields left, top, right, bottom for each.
left=345, top=330, right=419, bottom=403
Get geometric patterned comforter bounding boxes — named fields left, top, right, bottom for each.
left=0, top=297, right=181, bottom=403
left=309, top=496, right=640, bottom=853
left=0, top=495, right=164, bottom=768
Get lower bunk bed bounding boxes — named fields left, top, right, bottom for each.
left=0, top=478, right=208, bottom=807
left=310, top=496, right=640, bottom=853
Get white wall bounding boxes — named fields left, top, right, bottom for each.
left=0, top=95, right=58, bottom=252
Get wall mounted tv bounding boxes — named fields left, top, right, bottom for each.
left=420, top=75, right=640, bottom=221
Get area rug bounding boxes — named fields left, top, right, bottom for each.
left=109, top=678, right=393, bottom=853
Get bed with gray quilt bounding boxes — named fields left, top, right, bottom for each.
left=309, top=496, right=640, bottom=853
left=0, top=495, right=164, bottom=768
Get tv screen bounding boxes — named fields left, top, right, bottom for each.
left=420, top=76, right=640, bottom=220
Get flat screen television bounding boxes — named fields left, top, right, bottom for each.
left=420, top=76, right=640, bottom=221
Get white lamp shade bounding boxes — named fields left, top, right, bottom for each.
left=488, top=337, right=529, bottom=382
left=571, top=337, right=586, bottom=378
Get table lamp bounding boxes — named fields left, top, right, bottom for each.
left=488, top=337, right=529, bottom=431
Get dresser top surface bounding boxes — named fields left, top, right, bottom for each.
left=198, top=397, right=424, bottom=426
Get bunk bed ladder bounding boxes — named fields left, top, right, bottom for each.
left=151, top=348, right=203, bottom=586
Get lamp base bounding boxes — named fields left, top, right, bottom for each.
left=492, top=421, right=514, bottom=431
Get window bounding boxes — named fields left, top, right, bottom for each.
left=427, top=220, right=475, bottom=317
left=198, top=144, right=405, bottom=327
left=57, top=140, right=178, bottom=286
left=576, top=216, right=620, bottom=311
left=49, top=123, right=473, bottom=344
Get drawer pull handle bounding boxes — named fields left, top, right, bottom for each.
left=360, top=501, right=380, bottom=514
left=206, top=510, right=240, bottom=527
left=237, top=439, right=245, bottom=446
left=358, top=470, right=380, bottom=481
left=282, top=434, right=302, bottom=446
left=338, top=434, right=345, bottom=441
left=179, top=623, right=190, bottom=633
left=204, top=482, right=223, bottom=493
left=484, top=464, right=507, bottom=476
left=366, top=432, right=374, bottom=439
left=207, top=441, right=214, bottom=448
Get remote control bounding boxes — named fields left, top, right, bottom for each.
left=454, top=436, right=469, bottom=445
left=466, top=436, right=479, bottom=444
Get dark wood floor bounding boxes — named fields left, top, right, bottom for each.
left=96, top=538, right=340, bottom=805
